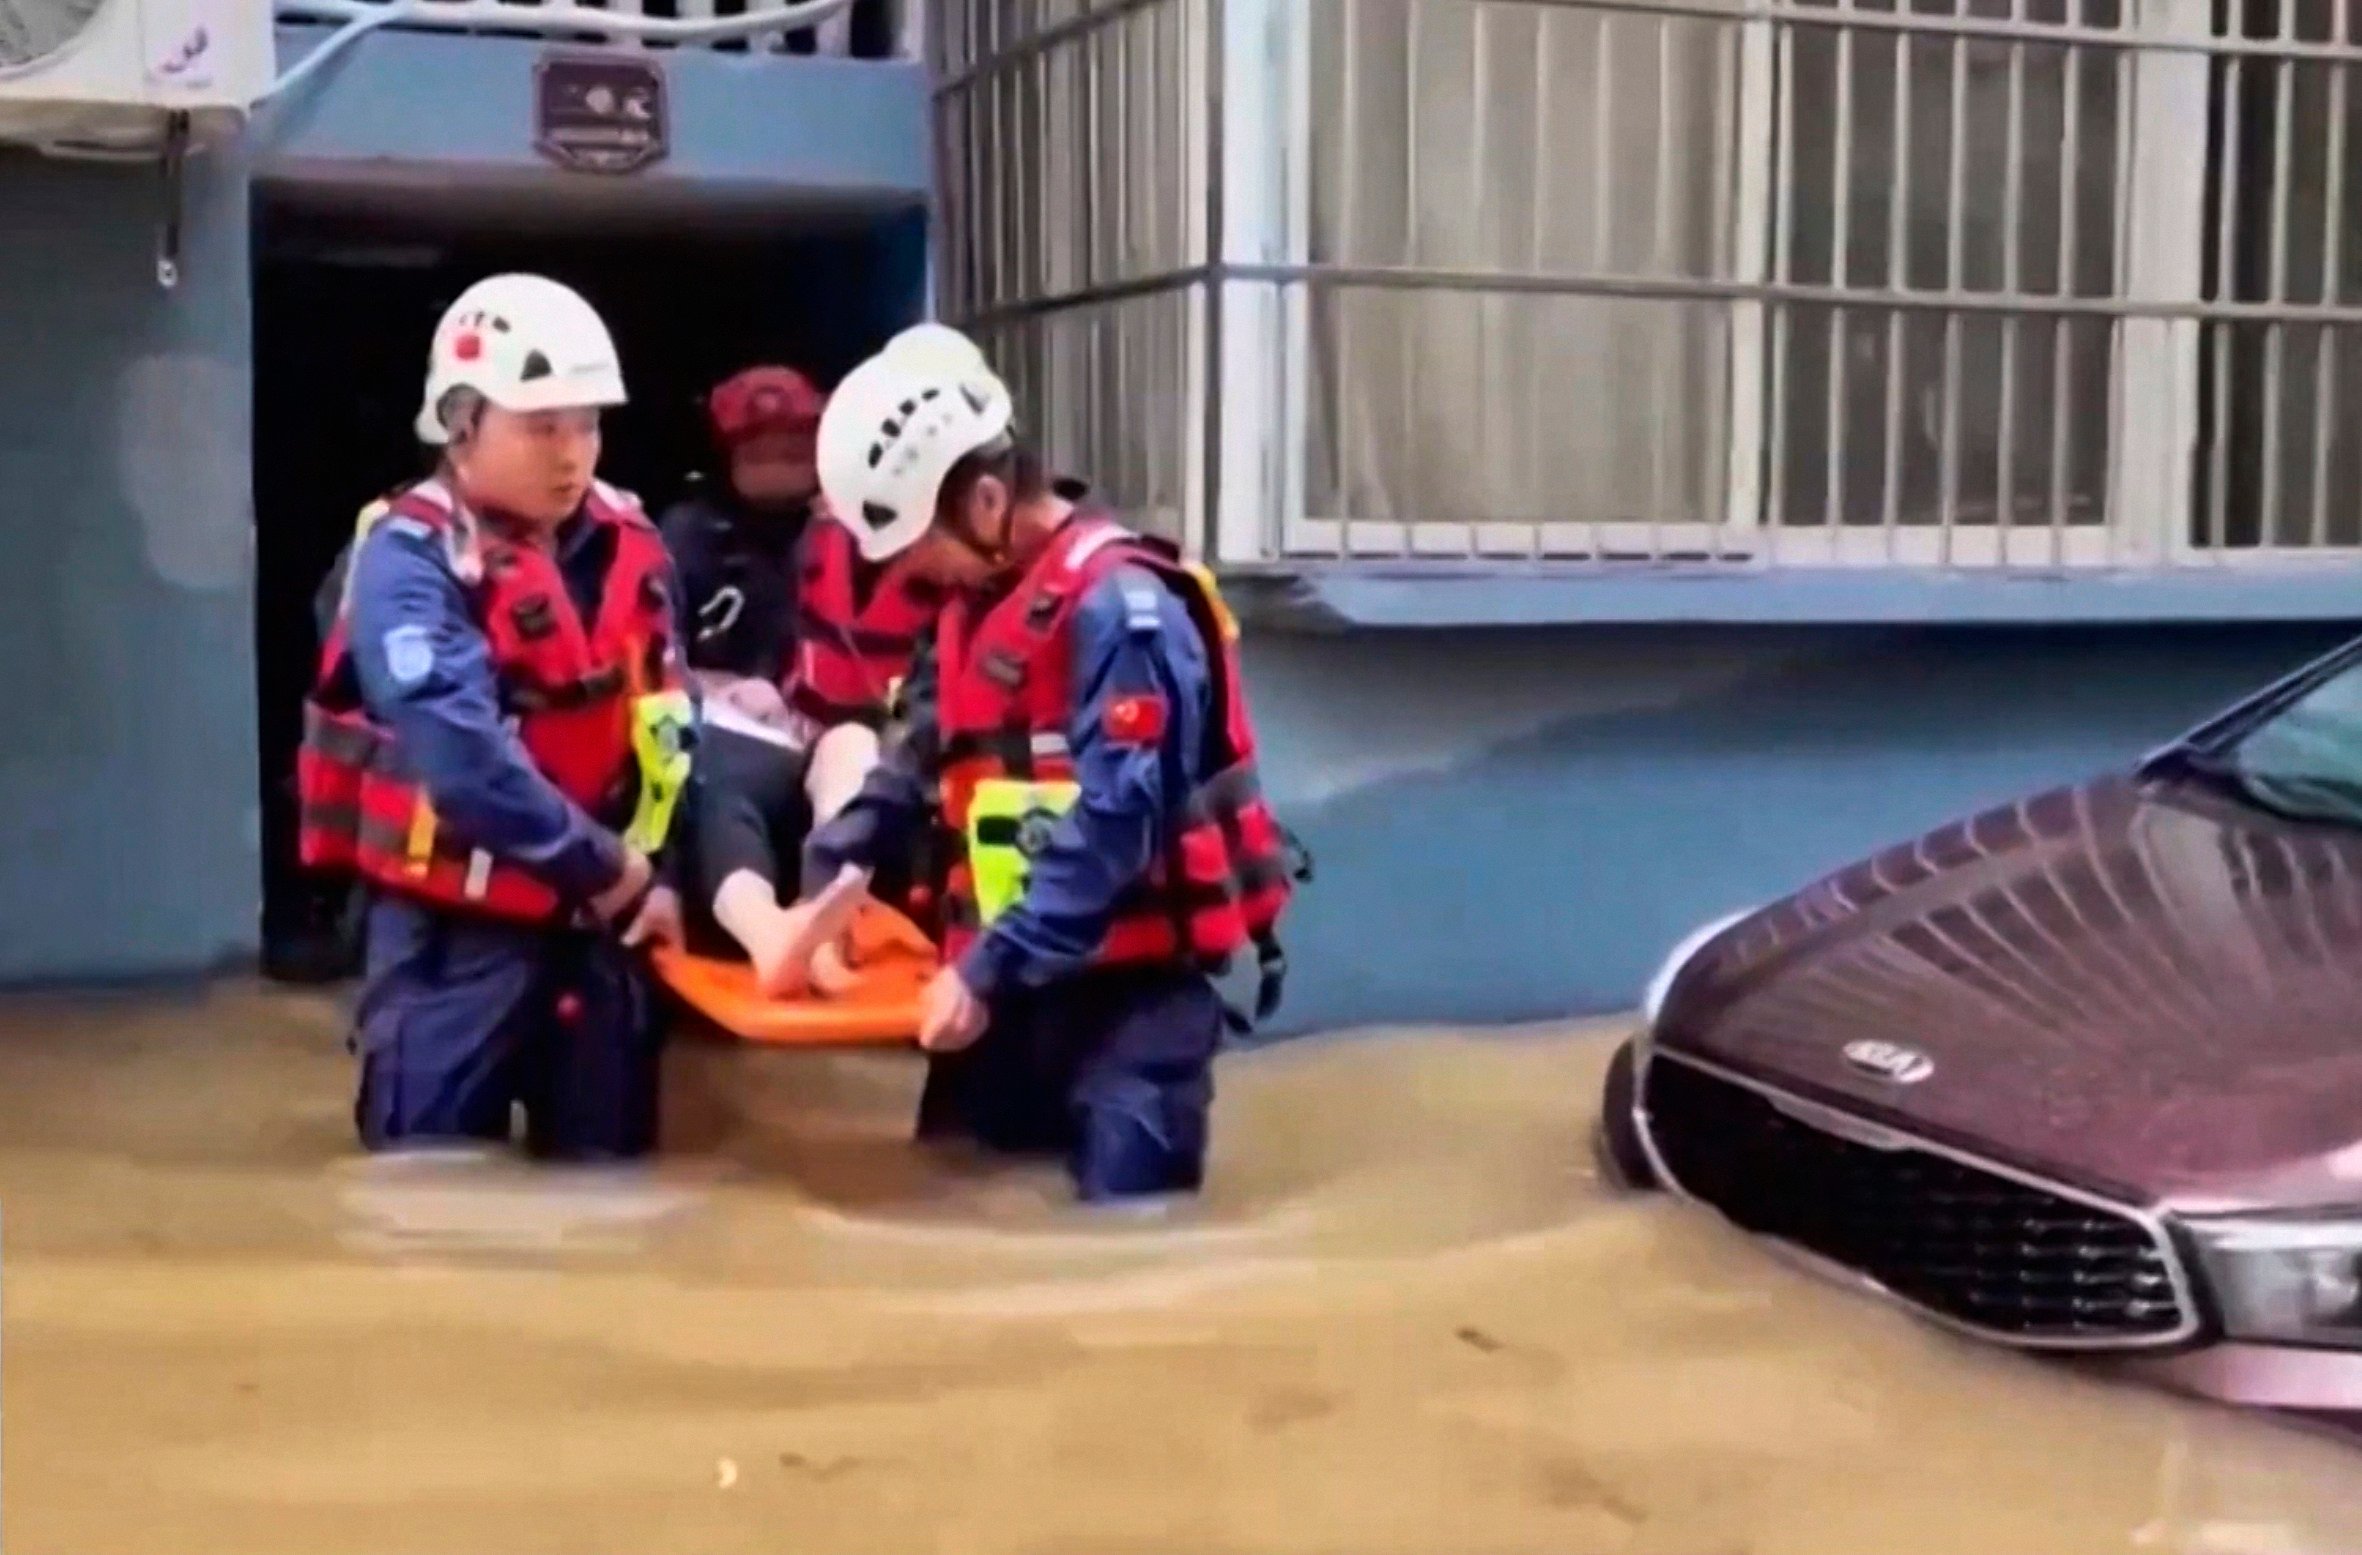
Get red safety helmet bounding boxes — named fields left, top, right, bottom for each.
left=707, top=365, right=826, bottom=447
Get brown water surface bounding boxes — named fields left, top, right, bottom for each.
left=3, top=984, right=2359, bottom=1554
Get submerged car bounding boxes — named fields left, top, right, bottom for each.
left=1598, top=636, right=2362, bottom=1422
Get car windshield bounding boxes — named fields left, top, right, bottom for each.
left=2223, top=659, right=2362, bottom=826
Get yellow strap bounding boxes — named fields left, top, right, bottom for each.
left=965, top=777, right=1081, bottom=925
left=622, top=688, right=696, bottom=854
left=336, top=499, right=393, bottom=616
left=1185, top=562, right=1240, bottom=644
left=353, top=497, right=390, bottom=543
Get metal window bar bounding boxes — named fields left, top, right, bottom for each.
left=931, top=0, right=2362, bottom=569
left=930, top=0, right=1208, bottom=541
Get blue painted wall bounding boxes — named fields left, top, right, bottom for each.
left=0, top=32, right=928, bottom=988
left=0, top=152, right=260, bottom=983
left=1240, top=622, right=2362, bottom=1036
left=260, top=23, right=932, bottom=202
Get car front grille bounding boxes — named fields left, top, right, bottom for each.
left=1640, top=1054, right=2193, bottom=1346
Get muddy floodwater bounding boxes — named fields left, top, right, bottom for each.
left=4, top=986, right=2362, bottom=1553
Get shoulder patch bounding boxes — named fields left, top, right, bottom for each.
left=382, top=623, right=435, bottom=687
left=1119, top=578, right=1163, bottom=634
left=385, top=516, right=434, bottom=542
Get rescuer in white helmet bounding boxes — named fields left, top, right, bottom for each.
left=775, top=322, right=1306, bottom=1203
left=294, top=273, right=690, bottom=1161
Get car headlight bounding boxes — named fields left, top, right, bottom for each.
left=1640, top=909, right=1754, bottom=1030
left=2187, top=1216, right=2362, bottom=1347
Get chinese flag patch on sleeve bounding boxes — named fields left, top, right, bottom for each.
left=1103, top=692, right=1169, bottom=746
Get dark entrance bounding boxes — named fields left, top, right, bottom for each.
left=249, top=190, right=925, bottom=977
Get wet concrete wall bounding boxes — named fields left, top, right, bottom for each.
left=260, top=24, right=932, bottom=203
left=0, top=32, right=933, bottom=990
left=1243, top=622, right=2362, bottom=1037
left=0, top=153, right=260, bottom=984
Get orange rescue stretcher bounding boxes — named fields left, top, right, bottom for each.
left=650, top=873, right=931, bottom=1046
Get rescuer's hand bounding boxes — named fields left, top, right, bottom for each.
left=620, top=884, right=684, bottom=950
left=918, top=966, right=988, bottom=1052
left=590, top=847, right=655, bottom=924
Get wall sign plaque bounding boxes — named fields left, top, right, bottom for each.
left=533, top=52, right=668, bottom=174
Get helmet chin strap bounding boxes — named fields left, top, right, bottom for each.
left=940, top=501, right=1019, bottom=575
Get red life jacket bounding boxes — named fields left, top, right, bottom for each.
left=295, top=479, right=680, bottom=924
left=786, top=518, right=937, bottom=728
left=935, top=516, right=1299, bottom=1014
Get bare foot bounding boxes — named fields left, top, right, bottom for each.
left=714, top=872, right=811, bottom=998
left=808, top=937, right=860, bottom=997
left=748, top=904, right=816, bottom=999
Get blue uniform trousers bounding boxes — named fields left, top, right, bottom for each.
left=915, top=965, right=1224, bottom=1200
left=352, top=892, right=662, bottom=1160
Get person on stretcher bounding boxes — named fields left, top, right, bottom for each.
left=657, top=365, right=938, bottom=995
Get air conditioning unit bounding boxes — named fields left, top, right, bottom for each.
left=0, top=0, right=273, bottom=156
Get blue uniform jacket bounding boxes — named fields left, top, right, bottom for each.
left=344, top=506, right=684, bottom=906
left=803, top=560, right=1213, bottom=999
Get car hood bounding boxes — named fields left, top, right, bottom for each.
left=1655, top=773, right=2362, bottom=1212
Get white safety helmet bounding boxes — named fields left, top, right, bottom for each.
left=816, top=323, right=1015, bottom=563
left=415, top=273, right=627, bottom=445
left=878, top=321, right=993, bottom=375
